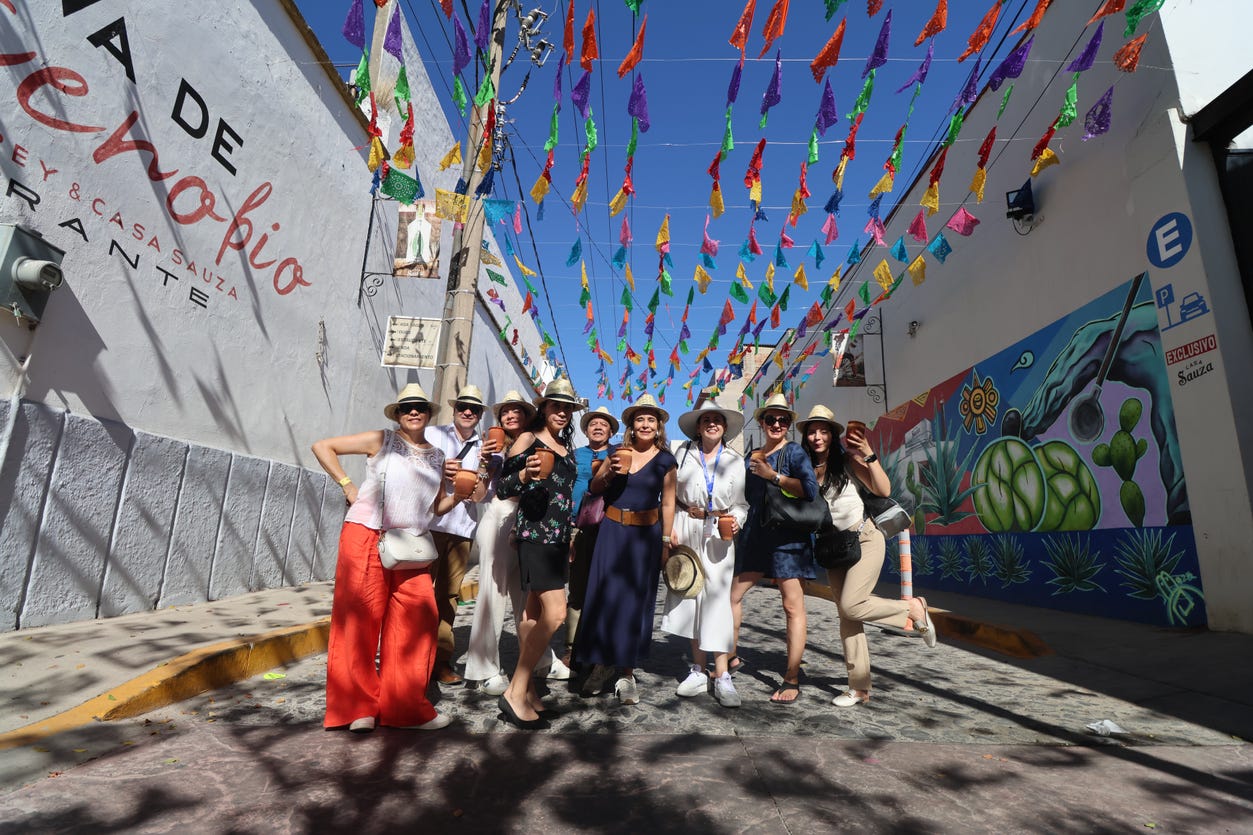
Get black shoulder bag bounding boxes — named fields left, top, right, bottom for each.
left=758, top=444, right=828, bottom=533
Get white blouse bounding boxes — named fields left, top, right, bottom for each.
left=345, top=430, right=445, bottom=533
left=823, top=472, right=866, bottom=532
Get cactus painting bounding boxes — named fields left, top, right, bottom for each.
left=1093, top=398, right=1150, bottom=526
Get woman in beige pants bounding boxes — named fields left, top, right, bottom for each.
left=797, top=405, right=937, bottom=707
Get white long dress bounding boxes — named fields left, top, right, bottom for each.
left=660, top=441, right=748, bottom=654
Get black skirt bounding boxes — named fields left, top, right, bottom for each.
left=517, top=541, right=569, bottom=592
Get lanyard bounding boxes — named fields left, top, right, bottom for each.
left=696, top=442, right=723, bottom=510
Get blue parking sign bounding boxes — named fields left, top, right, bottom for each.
left=1147, top=213, right=1192, bottom=269
left=1155, top=284, right=1174, bottom=308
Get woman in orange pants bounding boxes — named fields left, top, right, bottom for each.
left=313, top=383, right=472, bottom=732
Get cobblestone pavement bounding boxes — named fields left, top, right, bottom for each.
left=123, top=585, right=1236, bottom=748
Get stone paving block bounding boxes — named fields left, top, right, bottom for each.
left=99, top=432, right=188, bottom=617
left=209, top=455, right=268, bottom=600
left=284, top=469, right=322, bottom=585
left=22, top=413, right=130, bottom=628
left=0, top=401, right=62, bottom=632
left=252, top=463, right=298, bottom=590
left=161, top=445, right=231, bottom=607
left=312, top=477, right=345, bottom=581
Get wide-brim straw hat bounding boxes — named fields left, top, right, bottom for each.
left=448, top=383, right=485, bottom=409
left=794, top=404, right=845, bottom=438
left=677, top=399, right=745, bottom=442
left=752, top=392, right=797, bottom=423
left=621, top=392, right=669, bottom=426
left=492, top=390, right=537, bottom=423
left=384, top=383, right=432, bottom=421
left=663, top=545, right=705, bottom=600
left=534, top=377, right=586, bottom=411
left=580, top=405, right=620, bottom=435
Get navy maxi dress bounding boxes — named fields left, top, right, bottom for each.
left=573, top=447, right=677, bottom=669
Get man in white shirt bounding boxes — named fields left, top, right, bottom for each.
left=427, top=384, right=486, bottom=684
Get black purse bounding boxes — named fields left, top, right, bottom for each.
left=814, top=523, right=862, bottom=571
left=758, top=445, right=828, bottom=533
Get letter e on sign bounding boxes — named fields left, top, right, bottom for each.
left=1147, top=212, right=1192, bottom=269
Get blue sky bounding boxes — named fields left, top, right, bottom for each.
left=295, top=0, right=1054, bottom=417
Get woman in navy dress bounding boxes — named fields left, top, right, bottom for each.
left=574, top=393, right=677, bottom=705
left=730, top=393, right=819, bottom=704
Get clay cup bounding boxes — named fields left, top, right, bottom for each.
left=717, top=515, right=736, bottom=541
left=452, top=468, right=479, bottom=500
left=612, top=448, right=633, bottom=473
left=533, top=447, right=556, bottom=479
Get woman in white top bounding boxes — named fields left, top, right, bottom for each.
left=463, top=391, right=562, bottom=693
left=662, top=401, right=749, bottom=708
left=797, top=404, right=937, bottom=709
left=312, top=383, right=467, bottom=732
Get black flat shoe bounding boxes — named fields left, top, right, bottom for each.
left=497, top=696, right=550, bottom=730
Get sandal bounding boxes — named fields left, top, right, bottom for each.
left=727, top=654, right=744, bottom=672
left=770, top=680, right=801, bottom=705
left=914, top=596, right=938, bottom=649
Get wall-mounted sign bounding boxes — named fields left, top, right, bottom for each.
left=1155, top=281, right=1211, bottom=331
left=393, top=200, right=442, bottom=278
left=1147, top=212, right=1193, bottom=269
left=1165, top=333, right=1217, bottom=366
left=382, top=316, right=441, bottom=368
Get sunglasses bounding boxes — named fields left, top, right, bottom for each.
left=455, top=403, right=484, bottom=416
left=762, top=415, right=792, bottom=427
left=396, top=403, right=431, bottom=415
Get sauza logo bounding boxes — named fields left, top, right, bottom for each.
left=1176, top=356, right=1215, bottom=387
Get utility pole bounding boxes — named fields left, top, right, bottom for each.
left=431, top=0, right=510, bottom=425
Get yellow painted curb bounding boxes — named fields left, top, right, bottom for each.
left=801, top=580, right=1052, bottom=659
left=0, top=619, right=330, bottom=751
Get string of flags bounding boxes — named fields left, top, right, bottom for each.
left=338, top=0, right=1164, bottom=406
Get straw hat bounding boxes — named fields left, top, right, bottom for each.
left=448, top=383, right=485, bottom=409
left=492, top=390, right=537, bottom=423
left=794, top=404, right=845, bottom=438
left=752, top=392, right=797, bottom=423
left=677, top=399, right=745, bottom=442
left=663, top=545, right=705, bottom=600
left=621, top=392, right=669, bottom=426
left=580, top=405, right=620, bottom=435
left=534, top=377, right=586, bottom=411
left=383, top=383, right=432, bottom=421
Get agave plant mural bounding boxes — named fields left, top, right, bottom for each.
left=966, top=537, right=992, bottom=585
left=933, top=536, right=963, bottom=580
left=1041, top=533, right=1106, bottom=595
left=919, top=405, right=982, bottom=527
left=991, top=534, right=1031, bottom=588
left=883, top=533, right=901, bottom=577
left=910, top=533, right=932, bottom=576
left=1113, top=529, right=1203, bottom=625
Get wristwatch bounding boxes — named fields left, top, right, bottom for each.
left=863, top=453, right=879, bottom=465
left=773, top=473, right=782, bottom=486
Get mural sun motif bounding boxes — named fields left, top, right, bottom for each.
left=959, top=369, right=1000, bottom=435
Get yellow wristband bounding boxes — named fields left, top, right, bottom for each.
left=337, top=476, right=352, bottom=487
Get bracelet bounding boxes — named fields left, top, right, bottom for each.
left=863, top=453, right=878, bottom=465
left=337, top=476, right=352, bottom=487
left=661, top=535, right=671, bottom=544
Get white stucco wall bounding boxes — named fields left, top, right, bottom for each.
left=0, top=1, right=547, bottom=628
left=764, top=2, right=1253, bottom=631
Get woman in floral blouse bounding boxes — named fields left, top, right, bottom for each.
left=495, top=378, right=584, bottom=730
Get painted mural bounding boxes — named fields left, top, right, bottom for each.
left=867, top=274, right=1205, bottom=627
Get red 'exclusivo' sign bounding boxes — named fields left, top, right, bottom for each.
left=1165, top=334, right=1217, bottom=366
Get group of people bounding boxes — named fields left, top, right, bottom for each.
left=312, top=379, right=939, bottom=732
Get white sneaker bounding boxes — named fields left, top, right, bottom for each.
left=411, top=712, right=452, bottom=730
left=615, top=676, right=639, bottom=705
left=539, top=657, right=572, bottom=680
left=675, top=665, right=709, bottom=698
left=348, top=716, right=375, bottom=733
left=469, top=672, right=509, bottom=696
left=713, top=673, right=742, bottom=708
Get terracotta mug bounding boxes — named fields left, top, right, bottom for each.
left=486, top=426, right=507, bottom=453
left=613, top=448, right=633, bottom=473
left=845, top=420, right=867, bottom=441
left=591, top=457, right=604, bottom=476
left=533, top=447, right=556, bottom=479
left=750, top=450, right=766, bottom=466
left=717, top=515, right=736, bottom=541
left=452, top=468, right=479, bottom=500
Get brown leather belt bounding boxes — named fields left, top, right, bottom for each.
left=675, top=500, right=729, bottom=520
left=604, top=505, right=660, bottom=526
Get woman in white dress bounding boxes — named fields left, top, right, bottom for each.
left=661, top=400, right=749, bottom=708
left=463, top=391, right=564, bottom=694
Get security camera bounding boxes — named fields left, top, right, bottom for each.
left=12, top=257, right=64, bottom=291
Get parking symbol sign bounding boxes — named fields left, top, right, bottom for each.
left=1147, top=212, right=1192, bottom=269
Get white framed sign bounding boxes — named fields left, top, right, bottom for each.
left=382, top=316, right=442, bottom=368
